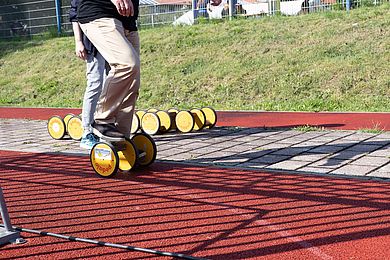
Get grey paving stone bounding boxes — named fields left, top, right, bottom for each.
left=375, top=163, right=390, bottom=172
left=272, top=136, right=308, bottom=144
left=163, top=138, right=196, bottom=145
left=157, top=147, right=189, bottom=157
left=266, top=160, right=310, bottom=170
left=212, top=157, right=250, bottom=166
left=307, top=145, right=346, bottom=154
left=205, top=136, right=241, bottom=143
left=349, top=156, right=390, bottom=167
left=258, top=142, right=291, bottom=151
left=330, top=165, right=377, bottom=176
left=223, top=145, right=259, bottom=153
left=298, top=166, right=333, bottom=174
left=260, top=135, right=288, bottom=141
left=345, top=144, right=384, bottom=153
left=248, top=154, right=290, bottom=164
left=364, top=135, right=390, bottom=143
left=360, top=139, right=389, bottom=147
left=250, top=131, right=282, bottom=137
left=309, top=136, right=340, bottom=143
left=372, top=132, right=390, bottom=139
left=270, top=130, right=302, bottom=138
left=239, top=162, right=267, bottom=169
left=289, top=152, right=329, bottom=162
left=191, top=146, right=225, bottom=154
left=232, top=134, right=265, bottom=142
left=374, top=143, right=390, bottom=154
left=328, top=150, right=366, bottom=161
left=270, top=147, right=310, bottom=156
left=341, top=133, right=377, bottom=141
left=326, top=139, right=358, bottom=147
left=161, top=153, right=199, bottom=161
left=243, top=139, right=277, bottom=146
left=291, top=131, right=326, bottom=138
left=322, top=131, right=355, bottom=137
left=366, top=171, right=390, bottom=178
left=233, top=128, right=263, bottom=135
left=194, top=151, right=238, bottom=160
left=308, top=158, right=350, bottom=169
left=291, top=141, right=324, bottom=149
left=235, top=149, right=273, bottom=159
left=181, top=142, right=212, bottom=150
left=153, top=143, right=180, bottom=152
left=21, top=147, right=54, bottom=153
left=210, top=140, right=241, bottom=149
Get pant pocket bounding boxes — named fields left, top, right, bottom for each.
left=93, top=18, right=116, bottom=33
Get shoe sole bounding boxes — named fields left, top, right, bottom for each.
left=93, top=128, right=124, bottom=142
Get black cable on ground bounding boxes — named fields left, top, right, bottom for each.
left=1, top=225, right=208, bottom=260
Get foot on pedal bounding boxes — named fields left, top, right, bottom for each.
left=92, top=121, right=125, bottom=142
left=80, top=133, right=100, bottom=150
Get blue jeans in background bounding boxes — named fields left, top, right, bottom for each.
left=82, top=51, right=106, bottom=136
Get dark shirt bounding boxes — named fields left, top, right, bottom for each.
left=69, top=0, right=96, bottom=55
left=69, top=0, right=97, bottom=56
left=77, top=0, right=139, bottom=31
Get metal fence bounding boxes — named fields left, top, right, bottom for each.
left=139, top=3, right=193, bottom=28
left=0, top=0, right=388, bottom=39
left=0, top=0, right=72, bottom=39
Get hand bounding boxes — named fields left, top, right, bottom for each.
left=75, top=41, right=87, bottom=60
left=111, top=0, right=134, bottom=17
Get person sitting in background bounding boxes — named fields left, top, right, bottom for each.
left=207, top=0, right=228, bottom=19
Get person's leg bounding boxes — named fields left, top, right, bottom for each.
left=115, top=30, right=140, bottom=138
left=82, top=51, right=106, bottom=136
left=79, top=51, right=106, bottom=149
left=79, top=18, right=140, bottom=140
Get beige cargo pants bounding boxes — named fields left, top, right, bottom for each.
left=80, top=18, right=140, bottom=138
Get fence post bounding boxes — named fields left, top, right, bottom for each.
left=54, top=0, right=62, bottom=34
left=229, top=0, right=234, bottom=20
left=0, top=187, right=22, bottom=245
left=275, top=0, right=280, bottom=14
left=268, top=0, right=273, bottom=15
left=192, top=0, right=198, bottom=22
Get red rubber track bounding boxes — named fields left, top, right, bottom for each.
left=0, top=150, right=389, bottom=259
left=1, top=107, right=390, bottom=130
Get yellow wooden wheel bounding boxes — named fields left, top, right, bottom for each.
left=90, top=142, right=119, bottom=177
left=131, top=113, right=140, bottom=134
left=132, top=133, right=157, bottom=167
left=141, top=112, right=160, bottom=135
left=117, top=139, right=138, bottom=172
left=63, top=113, right=75, bottom=132
left=67, top=116, right=83, bottom=140
left=136, top=110, right=146, bottom=120
left=190, top=108, right=206, bottom=131
left=156, top=110, right=172, bottom=133
left=147, top=108, right=158, bottom=113
left=175, top=111, right=194, bottom=133
left=201, top=107, right=217, bottom=128
left=47, top=116, right=66, bottom=140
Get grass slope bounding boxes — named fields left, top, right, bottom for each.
left=0, top=4, right=389, bottom=111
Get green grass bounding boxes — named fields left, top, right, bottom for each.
left=0, top=4, right=389, bottom=111
left=293, top=125, right=325, bottom=132
left=358, top=121, right=386, bottom=133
